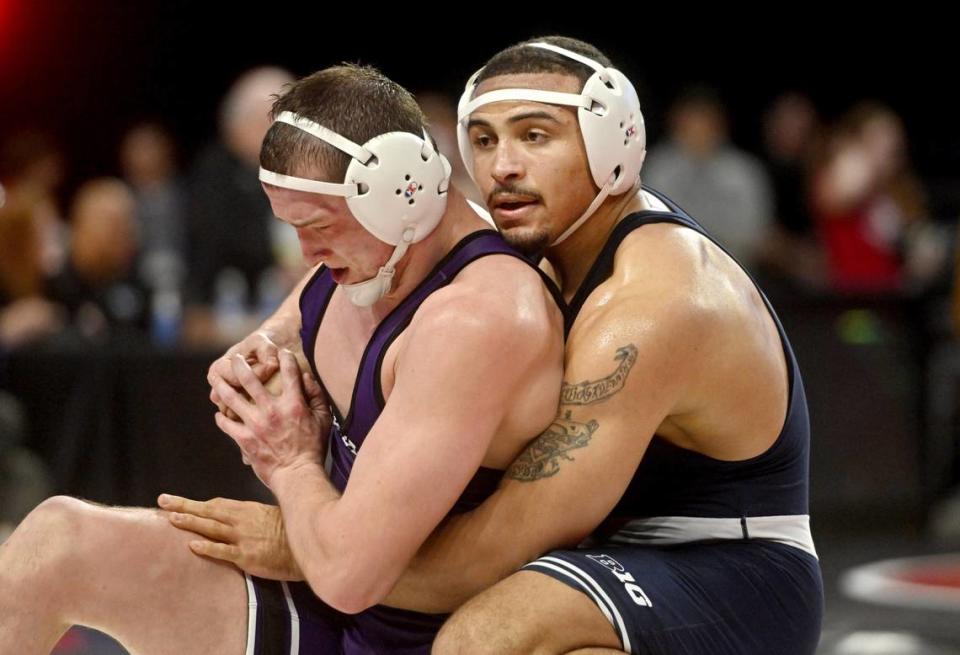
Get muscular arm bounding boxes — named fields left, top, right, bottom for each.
left=270, top=288, right=555, bottom=614
left=385, top=292, right=701, bottom=613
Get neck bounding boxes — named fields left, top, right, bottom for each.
left=547, top=182, right=649, bottom=301
left=365, top=187, right=487, bottom=320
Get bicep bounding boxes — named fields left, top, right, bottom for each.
left=478, top=307, right=688, bottom=553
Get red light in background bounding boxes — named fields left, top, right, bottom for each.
left=0, top=0, right=13, bottom=33
left=0, top=1, right=33, bottom=84
left=0, top=0, right=18, bottom=70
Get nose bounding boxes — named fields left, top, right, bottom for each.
left=488, top=140, right=525, bottom=186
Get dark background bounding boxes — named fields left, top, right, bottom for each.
left=2, top=3, right=958, bottom=214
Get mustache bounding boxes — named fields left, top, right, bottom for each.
left=487, top=184, right=543, bottom=207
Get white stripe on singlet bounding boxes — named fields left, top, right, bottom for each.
left=527, top=556, right=632, bottom=653
left=607, top=514, right=818, bottom=559
left=281, top=581, right=300, bottom=655
left=243, top=573, right=258, bottom=655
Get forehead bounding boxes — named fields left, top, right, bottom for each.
left=468, top=72, right=583, bottom=125
left=262, top=183, right=347, bottom=227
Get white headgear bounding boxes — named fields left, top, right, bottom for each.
left=457, top=42, right=646, bottom=245
left=260, top=111, right=452, bottom=305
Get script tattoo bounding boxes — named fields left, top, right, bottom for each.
left=507, top=411, right=600, bottom=481
left=508, top=343, right=639, bottom=481
left=560, top=344, right=638, bottom=406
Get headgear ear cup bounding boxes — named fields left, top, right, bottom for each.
left=577, top=67, right=646, bottom=194
left=344, top=131, right=449, bottom=245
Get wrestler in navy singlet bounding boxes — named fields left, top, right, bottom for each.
left=521, top=186, right=824, bottom=655
left=245, top=229, right=563, bottom=655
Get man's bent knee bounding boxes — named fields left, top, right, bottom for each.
left=432, top=570, right=623, bottom=655
left=3, top=496, right=85, bottom=576
left=433, top=588, right=540, bottom=655
left=434, top=602, right=510, bottom=655
left=3, top=495, right=249, bottom=655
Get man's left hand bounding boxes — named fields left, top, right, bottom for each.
left=211, top=348, right=331, bottom=488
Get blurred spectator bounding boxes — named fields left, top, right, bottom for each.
left=757, top=92, right=828, bottom=290
left=184, top=66, right=297, bottom=346
left=0, top=200, right=64, bottom=350
left=811, top=101, right=944, bottom=294
left=47, top=178, right=147, bottom=342
left=644, top=86, right=774, bottom=270
left=119, top=122, right=189, bottom=295
left=0, top=130, right=68, bottom=277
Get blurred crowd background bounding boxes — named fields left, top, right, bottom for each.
left=1, top=4, right=959, bottom=652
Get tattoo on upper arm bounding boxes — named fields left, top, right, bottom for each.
left=560, top=344, right=638, bottom=406
left=507, top=412, right=599, bottom=481
left=507, top=343, right=638, bottom=482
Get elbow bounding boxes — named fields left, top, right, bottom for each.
left=301, top=555, right=396, bottom=615
left=318, top=588, right=378, bottom=615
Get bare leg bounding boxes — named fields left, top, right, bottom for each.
left=432, top=571, right=622, bottom=655
left=0, top=496, right=249, bottom=655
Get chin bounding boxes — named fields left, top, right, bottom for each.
left=501, top=227, right=551, bottom=259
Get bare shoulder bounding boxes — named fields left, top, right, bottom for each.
left=619, top=220, right=755, bottom=295
left=615, top=221, right=721, bottom=291
left=456, top=251, right=555, bottom=302
left=573, top=222, right=723, bottom=346
left=405, top=252, right=561, bottom=358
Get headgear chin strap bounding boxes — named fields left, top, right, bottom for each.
left=457, top=42, right=646, bottom=246
left=260, top=111, right=452, bottom=305
left=338, top=227, right=415, bottom=307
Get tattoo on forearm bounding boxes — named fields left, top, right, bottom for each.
left=560, top=344, right=638, bottom=406
left=507, top=411, right=599, bottom=482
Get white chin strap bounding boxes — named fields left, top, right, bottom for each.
left=550, top=173, right=615, bottom=247
left=551, top=175, right=644, bottom=247
left=340, top=227, right=415, bottom=307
